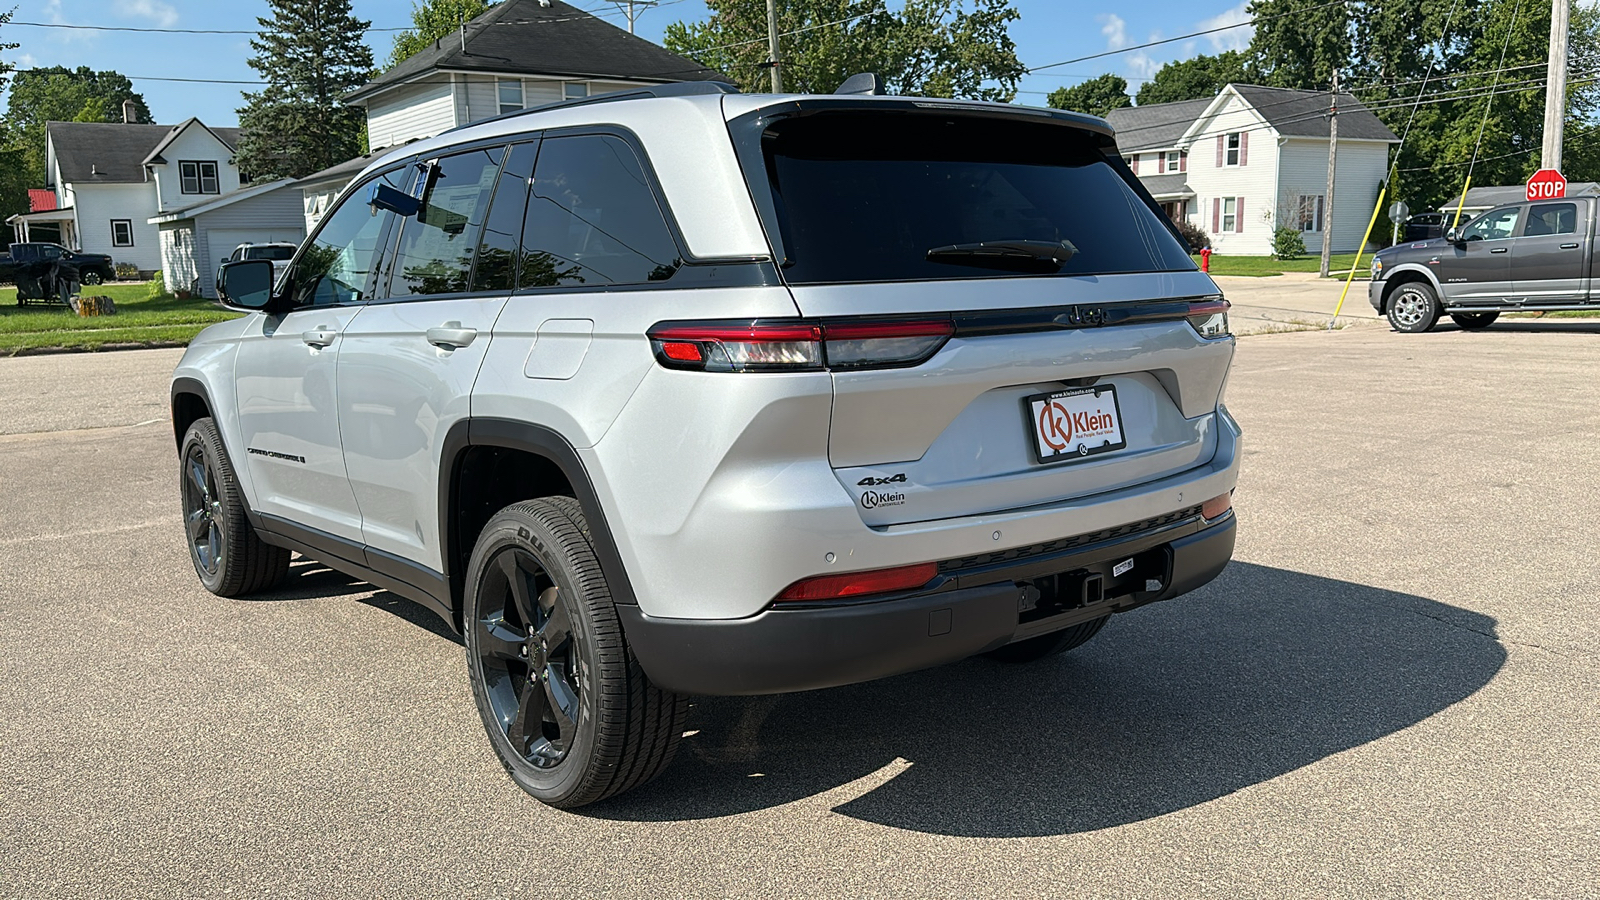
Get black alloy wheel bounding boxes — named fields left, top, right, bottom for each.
left=178, top=418, right=290, bottom=597
left=475, top=548, right=585, bottom=768
left=81, top=270, right=103, bottom=285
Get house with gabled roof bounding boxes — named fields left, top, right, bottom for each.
left=344, top=0, right=720, bottom=151
left=1106, top=84, right=1399, bottom=255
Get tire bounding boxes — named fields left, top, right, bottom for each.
left=1386, top=282, right=1441, bottom=333
left=463, top=499, right=688, bottom=808
left=179, top=418, right=291, bottom=597
left=1450, top=311, right=1499, bottom=330
left=81, top=270, right=103, bottom=286
left=985, top=615, right=1110, bottom=663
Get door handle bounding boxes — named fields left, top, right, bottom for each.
left=1489, top=247, right=1508, bottom=253
left=1560, top=242, right=1580, bottom=249
left=301, top=328, right=337, bottom=348
left=426, top=323, right=478, bottom=350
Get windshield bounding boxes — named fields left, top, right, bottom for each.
left=758, top=112, right=1194, bottom=284
left=244, top=246, right=296, bottom=261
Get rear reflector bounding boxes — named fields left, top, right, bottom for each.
left=777, top=561, right=939, bottom=602
left=1202, top=492, right=1232, bottom=521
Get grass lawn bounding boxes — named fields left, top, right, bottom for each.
left=1193, top=252, right=1369, bottom=278
left=0, top=282, right=241, bottom=355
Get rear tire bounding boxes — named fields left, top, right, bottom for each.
left=179, top=418, right=290, bottom=597
left=1386, top=282, right=1440, bottom=333
left=463, top=499, right=688, bottom=808
left=1450, top=311, right=1498, bottom=330
left=986, top=615, right=1109, bottom=663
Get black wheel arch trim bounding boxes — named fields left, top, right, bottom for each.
left=439, top=418, right=640, bottom=616
left=171, top=376, right=216, bottom=450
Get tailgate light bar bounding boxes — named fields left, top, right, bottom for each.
left=649, top=319, right=954, bottom=373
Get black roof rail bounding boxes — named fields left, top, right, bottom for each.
left=444, top=81, right=741, bottom=134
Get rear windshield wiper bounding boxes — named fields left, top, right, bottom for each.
left=925, top=239, right=1077, bottom=273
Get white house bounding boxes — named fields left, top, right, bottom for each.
left=1106, top=84, right=1400, bottom=255
left=149, top=179, right=305, bottom=298
left=302, top=0, right=720, bottom=227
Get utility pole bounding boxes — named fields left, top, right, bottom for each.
left=766, top=0, right=783, bottom=93
left=1320, top=70, right=1339, bottom=278
left=1542, top=0, right=1569, bottom=170
left=615, top=1, right=658, bottom=35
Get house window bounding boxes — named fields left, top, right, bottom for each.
left=111, top=220, right=134, bottom=247
left=1166, top=150, right=1181, bottom=172
left=1225, top=133, right=1241, bottom=166
left=1297, top=195, right=1326, bottom=232
left=1222, top=198, right=1237, bottom=233
left=179, top=161, right=219, bottom=195
left=563, top=82, right=589, bottom=101
left=497, top=79, right=523, bottom=115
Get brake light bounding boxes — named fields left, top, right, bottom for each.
left=776, top=561, right=940, bottom=602
left=1186, top=299, right=1231, bottom=339
left=648, top=319, right=953, bottom=373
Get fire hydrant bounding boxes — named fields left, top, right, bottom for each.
left=1200, top=247, right=1212, bottom=273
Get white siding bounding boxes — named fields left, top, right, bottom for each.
left=366, top=80, right=457, bottom=149
left=149, top=124, right=242, bottom=213
left=1182, top=93, right=1280, bottom=254
left=191, top=186, right=306, bottom=298
left=159, top=222, right=199, bottom=293
left=71, top=182, right=163, bottom=270
left=1277, top=138, right=1391, bottom=253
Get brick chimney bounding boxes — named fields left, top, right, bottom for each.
left=122, top=99, right=138, bottom=124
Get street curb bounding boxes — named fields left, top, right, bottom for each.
left=3, top=340, right=191, bottom=358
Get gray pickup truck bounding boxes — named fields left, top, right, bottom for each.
left=1369, top=195, right=1598, bottom=332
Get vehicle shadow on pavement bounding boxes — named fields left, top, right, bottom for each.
left=245, top=557, right=463, bottom=645
left=585, top=561, right=1505, bottom=837
left=1443, top=320, right=1600, bottom=334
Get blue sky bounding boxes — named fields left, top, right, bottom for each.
left=5, top=0, right=1256, bottom=127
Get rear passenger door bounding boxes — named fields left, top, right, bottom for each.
left=336, top=142, right=533, bottom=576
left=1512, top=200, right=1588, bottom=304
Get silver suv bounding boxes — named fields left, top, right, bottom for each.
left=172, top=82, right=1241, bottom=808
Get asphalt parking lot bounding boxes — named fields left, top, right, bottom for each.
left=3, top=324, right=1598, bottom=899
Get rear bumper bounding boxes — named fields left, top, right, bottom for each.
left=621, top=512, right=1235, bottom=696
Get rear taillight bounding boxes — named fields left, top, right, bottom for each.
left=776, top=561, right=940, bottom=602
left=1202, top=491, right=1233, bottom=521
left=1186, top=299, right=1231, bottom=339
left=649, top=319, right=953, bottom=373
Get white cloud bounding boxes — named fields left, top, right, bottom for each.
left=1099, top=14, right=1128, bottom=51
left=1196, top=2, right=1253, bottom=53
left=115, top=0, right=179, bottom=28
left=16, top=53, right=38, bottom=68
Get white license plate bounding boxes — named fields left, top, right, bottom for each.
left=1026, top=385, right=1128, bottom=464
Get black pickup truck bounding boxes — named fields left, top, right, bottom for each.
left=1370, top=195, right=1598, bottom=332
left=0, top=243, right=116, bottom=305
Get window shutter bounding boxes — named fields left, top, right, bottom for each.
left=1216, top=135, right=1224, bottom=167
left=1131, top=155, right=1139, bottom=174
left=1180, top=151, right=1187, bottom=173
left=1157, top=154, right=1164, bottom=174
left=1212, top=198, right=1221, bottom=233
left=1239, top=132, right=1249, bottom=166
left=1236, top=197, right=1245, bottom=233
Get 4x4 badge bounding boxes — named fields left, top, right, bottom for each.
left=857, top=473, right=908, bottom=487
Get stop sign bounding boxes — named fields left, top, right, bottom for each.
left=1527, top=169, right=1567, bottom=201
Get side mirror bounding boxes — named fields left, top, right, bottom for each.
left=368, top=182, right=420, bottom=218
left=1445, top=227, right=1463, bottom=244
left=218, top=259, right=277, bottom=311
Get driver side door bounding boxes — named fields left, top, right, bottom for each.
left=231, top=165, right=409, bottom=544
left=1438, top=205, right=1521, bottom=304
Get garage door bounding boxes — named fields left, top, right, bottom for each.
left=203, top=228, right=304, bottom=298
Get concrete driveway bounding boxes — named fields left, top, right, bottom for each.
left=2, top=329, right=1596, bottom=898
left=1212, top=272, right=1382, bottom=334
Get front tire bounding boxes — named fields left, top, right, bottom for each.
left=180, top=418, right=290, bottom=596
left=1450, top=311, right=1498, bottom=330
left=464, top=499, right=688, bottom=808
left=81, top=270, right=103, bottom=285
left=1386, top=282, right=1441, bottom=333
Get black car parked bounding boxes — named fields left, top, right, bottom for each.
left=0, top=243, right=116, bottom=305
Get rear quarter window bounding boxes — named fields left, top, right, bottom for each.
left=759, top=112, right=1194, bottom=284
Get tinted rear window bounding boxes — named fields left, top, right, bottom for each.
left=760, top=113, right=1194, bottom=284
left=244, top=246, right=295, bottom=261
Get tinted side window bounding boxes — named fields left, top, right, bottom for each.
left=519, top=134, right=681, bottom=289
left=472, top=142, right=538, bottom=293
left=388, top=146, right=504, bottom=299
left=1525, top=202, right=1577, bottom=236
left=287, top=168, right=407, bottom=308
left=1462, top=207, right=1521, bottom=242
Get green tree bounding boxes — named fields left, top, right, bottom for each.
left=388, top=0, right=497, bottom=68
left=4, top=67, right=153, bottom=190
left=235, top=0, right=374, bottom=181
left=1135, top=51, right=1250, bottom=105
left=663, top=0, right=1024, bottom=101
left=1046, top=73, right=1132, bottom=117
left=1246, top=0, right=1351, bottom=90
left=0, top=9, right=26, bottom=225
